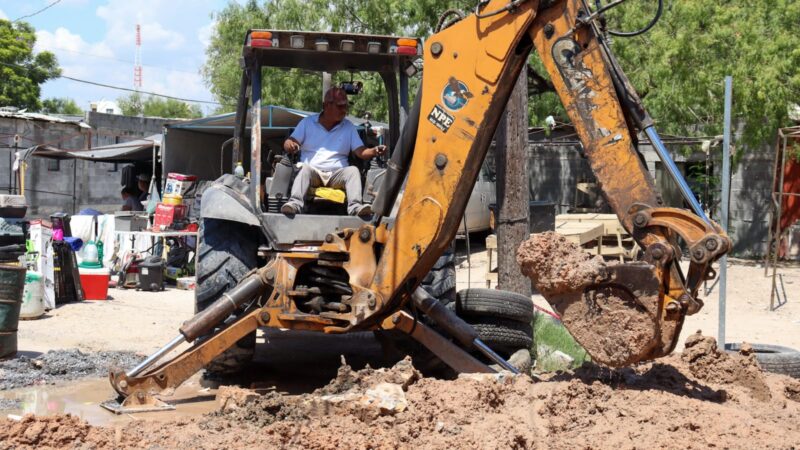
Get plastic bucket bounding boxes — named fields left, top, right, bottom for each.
left=0, top=265, right=27, bottom=359
left=20, top=271, right=45, bottom=320
left=78, top=267, right=110, bottom=300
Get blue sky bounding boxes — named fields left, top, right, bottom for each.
left=0, top=0, right=243, bottom=114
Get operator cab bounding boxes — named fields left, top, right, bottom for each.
left=225, top=30, right=421, bottom=248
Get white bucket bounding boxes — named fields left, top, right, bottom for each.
left=20, top=271, right=45, bottom=319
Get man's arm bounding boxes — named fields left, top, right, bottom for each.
left=284, top=117, right=307, bottom=154
left=353, top=145, right=387, bottom=160
left=283, top=137, right=300, bottom=154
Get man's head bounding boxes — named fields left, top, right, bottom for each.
left=137, top=173, right=149, bottom=192
left=322, top=87, right=349, bottom=123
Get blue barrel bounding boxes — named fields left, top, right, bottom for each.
left=0, top=265, right=28, bottom=359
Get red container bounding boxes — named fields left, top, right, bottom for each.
left=152, top=203, right=188, bottom=231
left=79, top=268, right=110, bottom=300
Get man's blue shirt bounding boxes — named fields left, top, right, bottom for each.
left=290, top=113, right=365, bottom=171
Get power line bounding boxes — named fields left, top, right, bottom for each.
left=0, top=61, right=226, bottom=105
left=13, top=0, right=62, bottom=22
left=60, top=75, right=223, bottom=105
left=40, top=46, right=201, bottom=76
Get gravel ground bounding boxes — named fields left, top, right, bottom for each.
left=0, top=349, right=143, bottom=390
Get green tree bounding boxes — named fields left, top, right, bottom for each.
left=204, top=1, right=800, bottom=147
left=202, top=0, right=471, bottom=119
left=0, top=20, right=60, bottom=110
left=118, top=92, right=203, bottom=119
left=530, top=1, right=800, bottom=147
left=40, top=97, right=83, bottom=115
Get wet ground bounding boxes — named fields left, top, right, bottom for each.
left=0, top=328, right=388, bottom=426
left=0, top=350, right=143, bottom=391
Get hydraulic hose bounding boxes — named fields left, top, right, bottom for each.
left=593, top=0, right=664, bottom=37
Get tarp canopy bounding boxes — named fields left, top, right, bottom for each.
left=18, top=134, right=161, bottom=163
left=166, top=105, right=381, bottom=136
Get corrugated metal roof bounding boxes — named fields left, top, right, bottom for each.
left=0, top=109, right=92, bottom=129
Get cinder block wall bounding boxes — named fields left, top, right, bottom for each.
left=0, top=113, right=171, bottom=218
left=527, top=127, right=775, bottom=257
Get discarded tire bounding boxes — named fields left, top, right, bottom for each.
left=469, top=317, right=533, bottom=353
left=725, top=343, right=800, bottom=379
left=196, top=218, right=258, bottom=376
left=456, top=288, right=533, bottom=323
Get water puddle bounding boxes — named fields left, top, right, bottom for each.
left=0, top=374, right=218, bottom=426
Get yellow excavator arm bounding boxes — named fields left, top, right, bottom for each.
left=368, top=0, right=729, bottom=363
left=107, top=0, right=730, bottom=412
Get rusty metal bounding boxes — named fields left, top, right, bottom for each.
left=109, top=307, right=262, bottom=411
left=381, top=311, right=494, bottom=374
left=100, top=392, right=175, bottom=414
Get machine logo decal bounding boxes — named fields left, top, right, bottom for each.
left=442, top=80, right=470, bottom=111
left=428, top=105, right=455, bottom=133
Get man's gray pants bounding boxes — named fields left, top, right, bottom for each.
left=285, top=165, right=364, bottom=214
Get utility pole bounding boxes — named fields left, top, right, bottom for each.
left=495, top=67, right=530, bottom=296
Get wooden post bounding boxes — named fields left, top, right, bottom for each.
left=495, top=68, right=530, bottom=296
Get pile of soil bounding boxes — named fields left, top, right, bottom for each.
left=0, top=349, right=143, bottom=390
left=1, top=334, right=799, bottom=449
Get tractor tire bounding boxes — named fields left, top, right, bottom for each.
left=469, top=317, right=533, bottom=354
left=420, top=244, right=456, bottom=305
left=196, top=218, right=259, bottom=376
left=456, top=288, right=534, bottom=324
left=725, top=343, right=800, bottom=379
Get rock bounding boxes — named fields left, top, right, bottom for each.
left=739, top=342, right=754, bottom=356
left=360, top=383, right=407, bottom=415
left=458, top=372, right=516, bottom=384
left=785, top=380, right=800, bottom=402
left=216, top=386, right=259, bottom=412
left=551, top=351, right=574, bottom=367
left=382, top=357, right=420, bottom=390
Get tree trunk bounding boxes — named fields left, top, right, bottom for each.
left=494, top=68, right=531, bottom=296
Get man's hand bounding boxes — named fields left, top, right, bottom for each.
left=372, top=144, right=387, bottom=157
left=354, top=144, right=387, bottom=160
left=283, top=138, right=300, bottom=154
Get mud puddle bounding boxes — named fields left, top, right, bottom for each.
left=0, top=374, right=218, bottom=427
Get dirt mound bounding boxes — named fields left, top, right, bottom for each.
left=0, top=414, right=111, bottom=449
left=2, top=335, right=800, bottom=449
left=681, top=332, right=771, bottom=401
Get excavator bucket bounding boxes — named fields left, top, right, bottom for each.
left=518, top=232, right=665, bottom=367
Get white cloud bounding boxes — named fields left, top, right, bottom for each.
left=197, top=20, right=216, bottom=49
left=96, top=0, right=187, bottom=50
left=35, top=28, right=115, bottom=59
left=0, top=9, right=7, bottom=20
left=38, top=0, right=219, bottom=110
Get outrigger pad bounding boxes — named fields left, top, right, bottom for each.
left=100, top=394, right=176, bottom=415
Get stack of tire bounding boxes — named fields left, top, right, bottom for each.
left=455, top=288, right=534, bottom=374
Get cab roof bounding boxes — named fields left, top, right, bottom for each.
left=242, top=29, right=422, bottom=73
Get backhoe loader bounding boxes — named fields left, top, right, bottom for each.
left=105, top=0, right=730, bottom=413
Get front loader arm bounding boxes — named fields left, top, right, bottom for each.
left=367, top=0, right=730, bottom=363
